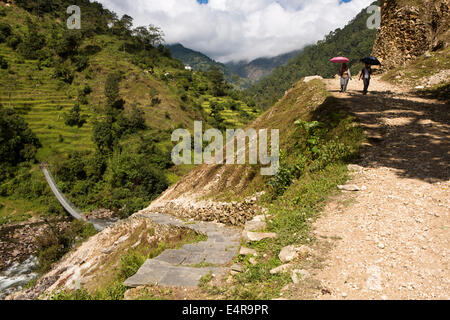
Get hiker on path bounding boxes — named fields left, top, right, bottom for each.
left=339, top=63, right=351, bottom=93
left=359, top=64, right=372, bottom=95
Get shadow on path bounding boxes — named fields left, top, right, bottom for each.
left=323, top=81, right=449, bottom=183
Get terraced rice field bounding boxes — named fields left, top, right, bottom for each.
left=201, top=95, right=259, bottom=128
left=0, top=45, right=94, bottom=161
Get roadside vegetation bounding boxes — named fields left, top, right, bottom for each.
left=197, top=80, right=364, bottom=299
left=382, top=46, right=450, bottom=102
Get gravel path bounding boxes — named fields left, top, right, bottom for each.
left=311, top=77, right=449, bottom=300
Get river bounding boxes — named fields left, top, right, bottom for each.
left=0, top=256, right=38, bottom=299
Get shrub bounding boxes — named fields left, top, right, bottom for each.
left=151, top=97, right=161, bottom=106
left=0, top=55, right=8, bottom=69
left=82, top=85, right=92, bottom=95
left=118, top=250, right=146, bottom=280
left=0, top=22, right=11, bottom=43
left=37, top=220, right=97, bottom=273
left=6, top=35, right=22, bottom=50
left=0, top=108, right=41, bottom=165
left=53, top=64, right=74, bottom=84
left=72, top=55, right=89, bottom=72
left=64, top=104, right=87, bottom=128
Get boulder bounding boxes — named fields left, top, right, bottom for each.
left=291, top=269, right=310, bottom=284
left=239, top=247, right=258, bottom=257
left=243, top=231, right=278, bottom=242
left=244, top=220, right=267, bottom=232
left=231, top=264, right=243, bottom=273
left=278, top=245, right=298, bottom=263
left=270, top=264, right=293, bottom=275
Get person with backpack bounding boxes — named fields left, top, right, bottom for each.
left=339, top=63, right=351, bottom=93
left=359, top=64, right=372, bottom=95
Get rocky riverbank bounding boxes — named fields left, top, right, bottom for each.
left=0, top=218, right=70, bottom=272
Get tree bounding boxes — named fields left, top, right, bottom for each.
left=92, top=119, right=116, bottom=153
left=128, top=105, right=146, bottom=130
left=113, top=14, right=133, bottom=38
left=17, top=18, right=46, bottom=59
left=208, top=66, right=228, bottom=97
left=104, top=72, right=122, bottom=107
left=0, top=22, right=11, bottom=43
left=54, top=30, right=82, bottom=59
left=0, top=107, right=41, bottom=166
left=132, top=25, right=164, bottom=51
left=64, top=104, right=87, bottom=128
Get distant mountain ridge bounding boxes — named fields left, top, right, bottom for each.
left=168, top=43, right=302, bottom=86
left=225, top=50, right=301, bottom=82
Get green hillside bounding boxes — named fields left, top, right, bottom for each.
left=246, top=1, right=379, bottom=110
left=0, top=1, right=259, bottom=226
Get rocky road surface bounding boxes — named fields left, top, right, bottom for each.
left=311, top=77, right=449, bottom=299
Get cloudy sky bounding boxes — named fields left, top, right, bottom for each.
left=97, top=0, right=374, bottom=62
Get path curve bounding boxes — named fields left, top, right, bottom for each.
left=310, top=77, right=449, bottom=300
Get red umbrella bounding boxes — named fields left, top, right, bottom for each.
left=330, top=57, right=350, bottom=63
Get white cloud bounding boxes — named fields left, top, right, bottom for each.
left=97, top=0, right=374, bottom=62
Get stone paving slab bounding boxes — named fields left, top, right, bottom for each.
left=124, top=260, right=228, bottom=287
left=125, top=213, right=242, bottom=288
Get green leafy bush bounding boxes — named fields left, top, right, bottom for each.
left=118, top=250, right=146, bottom=280
left=17, top=20, right=46, bottom=59
left=0, top=108, right=41, bottom=166
left=64, top=104, right=87, bottom=128
left=37, top=219, right=97, bottom=273
left=6, top=35, right=22, bottom=50
left=53, top=63, right=75, bottom=84
left=0, top=55, right=7, bottom=69
left=0, top=22, right=11, bottom=43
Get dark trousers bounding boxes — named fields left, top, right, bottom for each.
left=363, top=78, right=370, bottom=94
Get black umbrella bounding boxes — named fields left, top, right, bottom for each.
left=360, top=56, right=381, bottom=65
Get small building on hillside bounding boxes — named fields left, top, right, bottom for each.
left=184, top=65, right=193, bottom=71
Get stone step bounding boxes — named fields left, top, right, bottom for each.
left=124, top=260, right=227, bottom=287
left=124, top=212, right=242, bottom=288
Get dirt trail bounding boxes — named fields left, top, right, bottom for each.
left=311, top=77, right=449, bottom=300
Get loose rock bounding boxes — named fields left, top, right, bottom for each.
left=279, top=245, right=298, bottom=263
left=270, top=264, right=293, bottom=275
left=291, top=269, right=310, bottom=284
left=243, top=231, right=278, bottom=242
left=338, top=185, right=362, bottom=191
left=239, top=247, right=258, bottom=257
